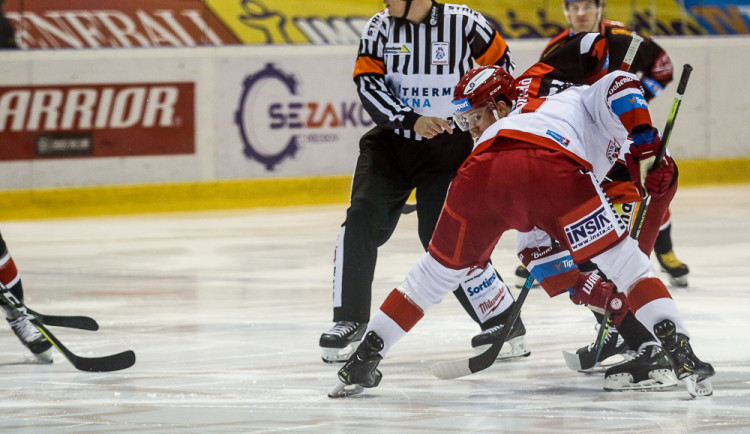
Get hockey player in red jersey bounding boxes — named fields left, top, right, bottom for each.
left=329, top=65, right=714, bottom=398
left=0, top=232, right=52, bottom=362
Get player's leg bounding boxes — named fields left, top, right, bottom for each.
left=320, top=127, right=412, bottom=362
left=0, top=232, right=52, bottom=362
left=654, top=212, right=690, bottom=287
left=414, top=169, right=527, bottom=360
left=336, top=148, right=515, bottom=388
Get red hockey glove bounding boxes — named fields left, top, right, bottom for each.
left=644, top=154, right=676, bottom=197
left=629, top=127, right=662, bottom=160
left=569, top=272, right=629, bottom=325
left=624, top=153, right=645, bottom=197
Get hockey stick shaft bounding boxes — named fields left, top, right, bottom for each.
left=432, top=275, right=535, bottom=379
left=0, top=284, right=135, bottom=372
left=581, top=32, right=645, bottom=366
left=631, top=63, right=693, bottom=239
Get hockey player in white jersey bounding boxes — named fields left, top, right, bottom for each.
left=329, top=65, right=714, bottom=398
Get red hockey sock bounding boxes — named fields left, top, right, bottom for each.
left=627, top=277, right=672, bottom=312
left=380, top=289, right=424, bottom=332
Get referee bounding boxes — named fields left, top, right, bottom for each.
left=320, top=0, right=522, bottom=363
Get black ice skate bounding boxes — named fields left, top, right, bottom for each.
left=603, top=344, right=677, bottom=391
left=319, top=321, right=367, bottom=363
left=328, top=331, right=384, bottom=398
left=563, top=325, right=629, bottom=371
left=656, top=250, right=689, bottom=287
left=7, top=315, right=53, bottom=363
left=654, top=319, right=715, bottom=397
left=471, top=317, right=530, bottom=360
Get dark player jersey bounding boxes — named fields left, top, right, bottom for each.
left=353, top=1, right=513, bottom=140
left=532, top=20, right=673, bottom=101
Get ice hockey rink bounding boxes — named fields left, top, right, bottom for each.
left=1, top=184, right=749, bottom=433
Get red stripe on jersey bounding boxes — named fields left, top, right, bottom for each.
left=627, top=277, right=672, bottom=311
left=380, top=289, right=424, bottom=332
left=618, top=107, right=652, bottom=133
left=0, top=255, right=19, bottom=286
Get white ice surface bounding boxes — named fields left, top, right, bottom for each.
left=0, top=185, right=749, bottom=433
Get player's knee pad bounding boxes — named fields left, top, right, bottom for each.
left=400, top=253, right=468, bottom=310
left=591, top=236, right=656, bottom=294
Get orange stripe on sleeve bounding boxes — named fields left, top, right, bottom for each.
left=353, top=56, right=386, bottom=79
left=476, top=32, right=508, bottom=66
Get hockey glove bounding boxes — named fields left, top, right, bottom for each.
left=569, top=272, right=629, bottom=326
left=644, top=154, right=676, bottom=197
left=629, top=126, right=661, bottom=160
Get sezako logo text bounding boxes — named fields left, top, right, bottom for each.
left=235, top=63, right=373, bottom=170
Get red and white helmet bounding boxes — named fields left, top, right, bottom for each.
left=452, top=65, right=516, bottom=131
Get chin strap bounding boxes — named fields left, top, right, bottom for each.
left=401, top=0, right=413, bottom=19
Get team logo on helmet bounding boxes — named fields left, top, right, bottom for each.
left=464, top=68, right=495, bottom=94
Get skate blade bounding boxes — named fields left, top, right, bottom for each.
left=328, top=380, right=364, bottom=398
left=603, top=370, right=678, bottom=391
left=685, top=375, right=713, bottom=398
left=474, top=337, right=530, bottom=361
left=321, top=345, right=356, bottom=364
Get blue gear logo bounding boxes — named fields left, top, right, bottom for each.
left=235, top=63, right=299, bottom=171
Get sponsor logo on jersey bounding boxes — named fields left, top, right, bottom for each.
left=384, top=43, right=411, bottom=55
left=608, top=75, right=637, bottom=96
left=606, top=138, right=622, bottom=163
left=545, top=129, right=570, bottom=146
left=466, top=272, right=497, bottom=296
left=479, top=289, right=506, bottom=315
left=564, top=205, right=617, bottom=251
left=0, top=82, right=194, bottom=160
left=611, top=94, right=648, bottom=117
left=431, top=42, right=449, bottom=65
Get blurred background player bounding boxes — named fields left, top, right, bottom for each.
left=0, top=232, right=52, bottom=362
left=515, top=0, right=689, bottom=288
left=331, top=65, right=713, bottom=398
left=0, top=0, right=18, bottom=49
left=319, top=0, right=527, bottom=363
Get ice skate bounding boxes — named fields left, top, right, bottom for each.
left=655, top=250, right=689, bottom=287
left=603, top=344, right=677, bottom=391
left=563, top=325, right=629, bottom=371
left=471, top=317, right=530, bottom=361
left=7, top=315, right=53, bottom=363
left=654, top=319, right=715, bottom=397
left=319, top=321, right=367, bottom=363
left=328, top=331, right=384, bottom=398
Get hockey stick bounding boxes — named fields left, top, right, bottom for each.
left=26, top=308, right=99, bottom=331
left=565, top=64, right=695, bottom=371
left=630, top=63, right=693, bottom=239
left=432, top=275, right=535, bottom=380
left=0, top=284, right=136, bottom=372
left=562, top=32, right=646, bottom=371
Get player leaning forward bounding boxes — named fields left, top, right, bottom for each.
left=329, top=66, right=714, bottom=397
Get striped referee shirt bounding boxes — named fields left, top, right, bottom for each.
left=353, top=1, right=514, bottom=140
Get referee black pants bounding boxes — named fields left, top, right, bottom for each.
left=332, top=125, right=480, bottom=324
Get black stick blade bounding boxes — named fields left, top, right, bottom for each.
left=72, top=350, right=136, bottom=372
